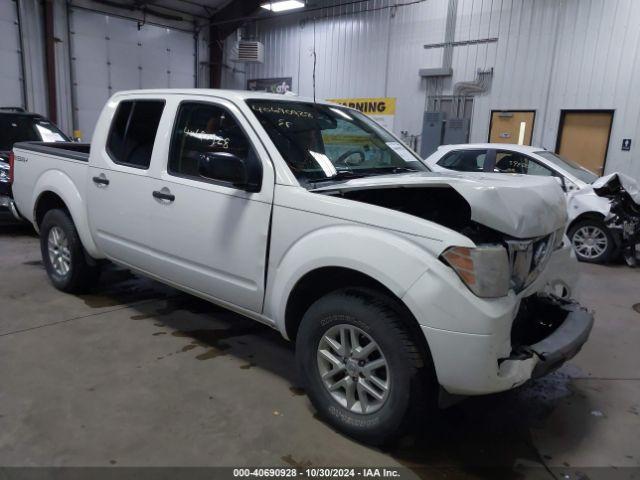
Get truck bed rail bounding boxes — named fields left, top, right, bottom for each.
left=13, top=142, right=90, bottom=162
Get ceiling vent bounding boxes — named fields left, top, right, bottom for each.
left=230, top=40, right=265, bottom=63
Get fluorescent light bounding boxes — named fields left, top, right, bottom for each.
left=260, top=1, right=305, bottom=12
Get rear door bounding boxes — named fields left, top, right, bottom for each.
left=142, top=96, right=275, bottom=313
left=87, top=98, right=166, bottom=269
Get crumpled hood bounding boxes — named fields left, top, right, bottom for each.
left=311, top=171, right=567, bottom=238
left=593, top=172, right=640, bottom=205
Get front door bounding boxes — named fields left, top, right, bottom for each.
left=143, top=97, right=275, bottom=313
left=557, top=110, right=613, bottom=176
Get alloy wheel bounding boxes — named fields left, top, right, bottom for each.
left=572, top=225, right=608, bottom=259
left=47, top=226, right=71, bottom=276
left=316, top=324, right=390, bottom=414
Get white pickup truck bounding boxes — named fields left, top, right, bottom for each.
left=8, top=89, right=593, bottom=444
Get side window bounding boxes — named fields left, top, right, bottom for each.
left=168, top=102, right=253, bottom=182
left=106, top=100, right=165, bottom=169
left=437, top=150, right=488, bottom=172
left=525, top=159, right=554, bottom=176
left=495, top=151, right=554, bottom=176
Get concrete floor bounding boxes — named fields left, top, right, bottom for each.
left=1, top=211, right=639, bottom=478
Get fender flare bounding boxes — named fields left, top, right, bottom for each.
left=264, top=224, right=448, bottom=338
left=32, top=169, right=101, bottom=257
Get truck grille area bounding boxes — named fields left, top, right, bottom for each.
left=505, top=231, right=558, bottom=292
left=510, top=295, right=569, bottom=348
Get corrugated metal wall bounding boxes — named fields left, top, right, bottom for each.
left=0, top=0, right=25, bottom=109
left=222, top=0, right=640, bottom=181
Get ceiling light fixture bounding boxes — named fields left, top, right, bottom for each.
left=260, top=1, right=305, bottom=13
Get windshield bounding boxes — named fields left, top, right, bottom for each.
left=246, top=100, right=427, bottom=186
left=534, top=151, right=598, bottom=184
left=0, top=115, right=70, bottom=150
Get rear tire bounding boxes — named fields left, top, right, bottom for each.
left=40, top=209, right=100, bottom=293
left=296, top=288, right=431, bottom=445
left=568, top=218, right=614, bottom=264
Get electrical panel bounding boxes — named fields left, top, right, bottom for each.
left=420, top=111, right=445, bottom=158
left=443, top=118, right=470, bottom=145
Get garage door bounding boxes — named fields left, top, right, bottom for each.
left=69, top=8, right=196, bottom=140
left=0, top=0, right=24, bottom=109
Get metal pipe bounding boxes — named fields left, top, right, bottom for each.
left=443, top=0, right=458, bottom=71
left=68, top=4, right=196, bottom=32
left=15, top=0, right=28, bottom=110
left=44, top=0, right=57, bottom=123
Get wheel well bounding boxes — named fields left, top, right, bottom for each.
left=567, top=211, right=605, bottom=233
left=284, top=267, right=431, bottom=366
left=35, top=191, right=68, bottom=228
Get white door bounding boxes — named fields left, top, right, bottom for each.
left=142, top=97, right=275, bottom=313
left=87, top=98, right=167, bottom=270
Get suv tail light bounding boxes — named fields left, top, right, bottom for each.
left=8, top=151, right=15, bottom=184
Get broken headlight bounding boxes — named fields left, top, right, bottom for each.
left=442, top=231, right=560, bottom=298
left=441, top=245, right=511, bottom=298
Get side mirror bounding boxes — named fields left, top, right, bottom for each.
left=198, top=151, right=261, bottom=192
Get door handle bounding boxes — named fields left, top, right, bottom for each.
left=152, top=190, right=175, bottom=202
left=92, top=175, right=109, bottom=186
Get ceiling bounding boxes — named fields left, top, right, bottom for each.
left=145, top=0, right=233, bottom=18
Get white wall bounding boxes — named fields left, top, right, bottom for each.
left=221, top=0, right=640, bottom=181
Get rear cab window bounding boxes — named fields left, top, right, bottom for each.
left=106, top=100, right=165, bottom=169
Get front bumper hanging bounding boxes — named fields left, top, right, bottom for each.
left=503, top=296, right=594, bottom=378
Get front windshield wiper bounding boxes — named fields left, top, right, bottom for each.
left=309, top=167, right=422, bottom=185
left=362, top=166, right=422, bottom=175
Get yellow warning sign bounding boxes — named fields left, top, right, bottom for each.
left=328, top=97, right=396, bottom=115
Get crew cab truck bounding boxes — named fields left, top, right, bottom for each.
left=10, top=90, right=593, bottom=444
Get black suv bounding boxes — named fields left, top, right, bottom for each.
left=0, top=107, right=70, bottom=205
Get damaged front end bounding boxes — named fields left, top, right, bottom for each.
left=593, top=172, right=640, bottom=267
left=501, top=294, right=594, bottom=379
left=312, top=176, right=570, bottom=299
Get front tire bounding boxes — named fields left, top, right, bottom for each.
left=296, top=289, right=429, bottom=445
left=40, top=209, right=100, bottom=293
left=568, top=218, right=614, bottom=264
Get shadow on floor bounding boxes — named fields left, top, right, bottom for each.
left=66, top=264, right=596, bottom=478
left=0, top=213, right=36, bottom=237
